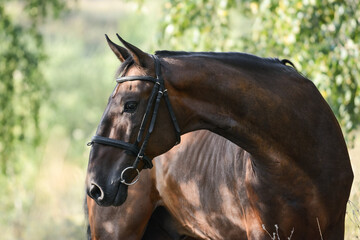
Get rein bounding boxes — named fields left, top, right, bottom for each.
left=88, top=55, right=181, bottom=185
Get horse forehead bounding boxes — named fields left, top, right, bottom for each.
left=113, top=81, right=151, bottom=98
left=123, top=63, right=154, bottom=79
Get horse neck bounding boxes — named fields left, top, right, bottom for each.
left=163, top=55, right=349, bottom=166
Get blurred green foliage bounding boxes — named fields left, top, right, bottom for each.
left=0, top=0, right=67, bottom=238
left=1, top=0, right=359, bottom=239
left=158, top=0, right=236, bottom=50
left=158, top=0, right=360, bottom=144
left=0, top=0, right=66, bottom=174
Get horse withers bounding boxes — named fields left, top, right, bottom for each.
left=86, top=35, right=353, bottom=239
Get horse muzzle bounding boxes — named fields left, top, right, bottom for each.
left=87, top=180, right=128, bottom=206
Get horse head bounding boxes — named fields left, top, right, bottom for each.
left=86, top=35, right=181, bottom=206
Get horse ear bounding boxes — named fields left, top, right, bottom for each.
left=116, top=33, right=152, bottom=67
left=105, top=34, right=129, bottom=62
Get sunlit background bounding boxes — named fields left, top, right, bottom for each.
left=1, top=0, right=359, bottom=239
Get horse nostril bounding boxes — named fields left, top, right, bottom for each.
left=89, top=182, right=104, bottom=201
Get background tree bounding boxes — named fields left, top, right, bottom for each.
left=158, top=0, right=360, bottom=144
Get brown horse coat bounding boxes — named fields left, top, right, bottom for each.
left=86, top=36, right=353, bottom=240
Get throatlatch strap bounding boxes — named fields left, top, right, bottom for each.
left=153, top=55, right=181, bottom=145
left=163, top=90, right=181, bottom=144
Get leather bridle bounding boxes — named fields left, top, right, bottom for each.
left=88, top=55, right=181, bottom=185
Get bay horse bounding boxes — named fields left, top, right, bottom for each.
left=86, top=34, right=353, bottom=239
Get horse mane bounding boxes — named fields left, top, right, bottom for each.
left=155, top=50, right=194, bottom=57
left=115, top=51, right=297, bottom=78
left=116, top=57, right=135, bottom=78
left=280, top=59, right=297, bottom=69
left=155, top=50, right=297, bottom=70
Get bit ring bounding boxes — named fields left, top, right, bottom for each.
left=120, top=167, right=140, bottom=186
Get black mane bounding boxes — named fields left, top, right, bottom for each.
left=155, top=50, right=296, bottom=70
left=155, top=50, right=277, bottom=61
left=116, top=57, right=134, bottom=77
left=155, top=50, right=195, bottom=57
left=116, top=51, right=296, bottom=76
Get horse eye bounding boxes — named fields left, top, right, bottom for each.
left=124, top=101, right=138, bottom=113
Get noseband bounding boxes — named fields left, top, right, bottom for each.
left=88, top=55, right=181, bottom=185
